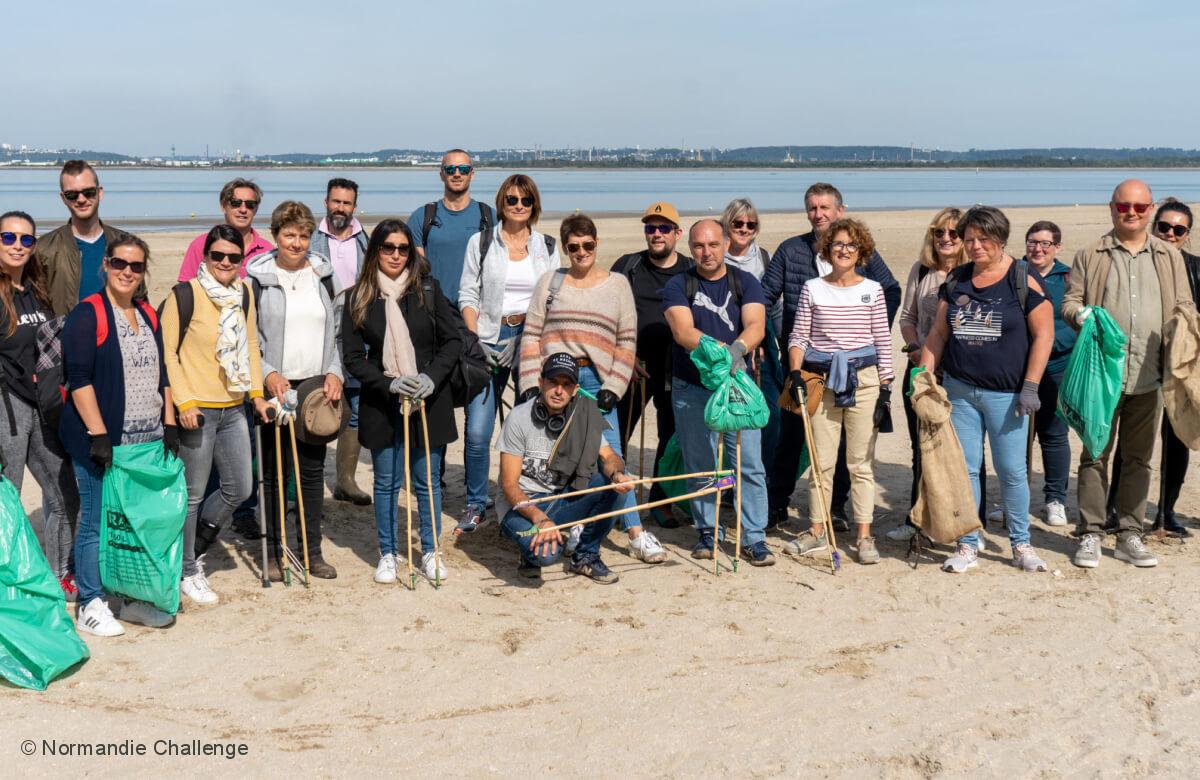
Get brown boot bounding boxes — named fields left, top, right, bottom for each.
left=308, top=554, right=338, bottom=579
left=333, top=429, right=372, bottom=505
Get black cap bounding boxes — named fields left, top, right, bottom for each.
left=541, top=352, right=578, bottom=383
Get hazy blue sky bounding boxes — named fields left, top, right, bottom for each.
left=8, top=1, right=1193, bottom=156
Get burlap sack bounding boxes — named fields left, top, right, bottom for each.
left=778, top=370, right=825, bottom=418
left=909, top=371, right=982, bottom=544
left=1163, top=305, right=1200, bottom=449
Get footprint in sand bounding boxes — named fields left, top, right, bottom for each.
left=247, top=677, right=310, bottom=702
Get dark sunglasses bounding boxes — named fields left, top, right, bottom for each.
left=1156, top=221, right=1189, bottom=238
left=107, top=257, right=146, bottom=274
left=62, top=187, right=99, bottom=202
left=1113, top=201, right=1152, bottom=215
left=443, top=165, right=473, bottom=176
left=208, top=250, right=244, bottom=265
left=379, top=242, right=411, bottom=257
left=644, top=224, right=675, bottom=235
left=0, top=231, right=36, bottom=248
left=504, top=195, right=535, bottom=208
left=228, top=198, right=259, bottom=210
left=933, top=227, right=959, bottom=240
left=566, top=240, right=597, bottom=254
left=731, top=219, right=758, bottom=231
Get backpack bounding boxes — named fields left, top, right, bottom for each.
left=422, top=200, right=494, bottom=249
left=158, top=281, right=250, bottom=353
left=684, top=266, right=745, bottom=308
left=85, top=293, right=159, bottom=345
left=411, top=279, right=491, bottom=408
left=945, top=259, right=1029, bottom=310
left=477, top=229, right=557, bottom=286
left=31, top=315, right=68, bottom=433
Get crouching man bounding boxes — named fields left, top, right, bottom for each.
left=499, top=353, right=636, bottom=583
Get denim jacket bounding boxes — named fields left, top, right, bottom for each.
left=802, top=345, right=877, bottom=407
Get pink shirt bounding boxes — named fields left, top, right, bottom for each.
left=318, top=217, right=364, bottom=291
left=177, top=228, right=274, bottom=281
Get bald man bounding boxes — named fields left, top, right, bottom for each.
left=1062, top=179, right=1196, bottom=569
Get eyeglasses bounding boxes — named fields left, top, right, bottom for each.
left=731, top=219, right=758, bottom=231
left=228, top=198, right=259, bottom=211
left=62, top=187, right=99, bottom=202
left=933, top=228, right=959, bottom=241
left=1155, top=221, right=1190, bottom=238
left=566, top=240, right=597, bottom=254
left=644, top=224, right=675, bottom=235
left=1113, top=202, right=1152, bottom=215
left=208, top=250, right=244, bottom=266
left=831, top=241, right=859, bottom=253
left=505, top=195, right=535, bottom=208
left=443, top=165, right=473, bottom=176
left=0, top=232, right=36, bottom=248
left=107, top=257, right=146, bottom=274
left=1025, top=239, right=1058, bottom=250
left=379, top=242, right=411, bottom=257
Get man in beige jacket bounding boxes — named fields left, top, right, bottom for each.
left=1061, top=179, right=1196, bottom=569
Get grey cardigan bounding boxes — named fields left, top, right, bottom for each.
left=245, top=250, right=344, bottom=382
left=457, top=225, right=561, bottom=343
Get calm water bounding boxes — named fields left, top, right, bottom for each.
left=4, top=167, right=1200, bottom=230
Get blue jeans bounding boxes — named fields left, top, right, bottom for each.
left=671, top=377, right=768, bottom=546
left=464, top=322, right=522, bottom=508
left=72, top=460, right=105, bottom=605
left=1034, top=373, right=1069, bottom=505
left=500, top=473, right=619, bottom=567
left=179, top=405, right=254, bottom=577
left=372, top=426, right=445, bottom=556
left=346, top=384, right=361, bottom=429
left=577, top=363, right=639, bottom=530
left=944, top=374, right=1030, bottom=547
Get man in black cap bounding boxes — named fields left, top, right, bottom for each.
left=498, top=353, right=636, bottom=583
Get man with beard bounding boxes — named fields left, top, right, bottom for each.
left=611, top=201, right=694, bottom=528
left=178, top=178, right=273, bottom=281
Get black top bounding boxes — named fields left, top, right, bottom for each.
left=0, top=286, right=51, bottom=404
left=611, top=250, right=694, bottom=375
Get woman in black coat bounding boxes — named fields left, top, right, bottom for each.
left=341, top=219, right=462, bottom=584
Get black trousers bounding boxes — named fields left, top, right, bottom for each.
left=261, top=382, right=328, bottom=557
left=618, top=360, right=674, bottom=502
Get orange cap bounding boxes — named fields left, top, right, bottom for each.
left=641, top=201, right=681, bottom=227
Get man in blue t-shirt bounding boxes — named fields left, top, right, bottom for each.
left=407, top=149, right=495, bottom=307
left=662, top=219, right=774, bottom=566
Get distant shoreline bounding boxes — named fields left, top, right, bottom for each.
left=7, top=163, right=1200, bottom=173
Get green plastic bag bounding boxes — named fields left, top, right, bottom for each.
left=1057, top=307, right=1127, bottom=459
left=100, top=442, right=187, bottom=615
left=0, top=474, right=89, bottom=690
left=655, top=435, right=692, bottom=518
left=689, top=335, right=770, bottom=432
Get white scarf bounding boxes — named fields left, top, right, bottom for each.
left=196, top=262, right=252, bottom=392
left=725, top=240, right=765, bottom=279
left=377, top=269, right=418, bottom=379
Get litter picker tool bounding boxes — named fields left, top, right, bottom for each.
left=796, top=387, right=840, bottom=573
left=273, top=417, right=310, bottom=587
left=713, top=437, right=726, bottom=576
left=254, top=405, right=276, bottom=587
left=402, top=397, right=416, bottom=590
left=733, top=431, right=743, bottom=573
left=511, top=470, right=733, bottom=509
left=286, top=418, right=312, bottom=586
left=515, top=479, right=733, bottom=538
left=418, top=400, right=441, bottom=589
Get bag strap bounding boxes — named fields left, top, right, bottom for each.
left=478, top=201, right=494, bottom=235
left=1014, top=258, right=1029, bottom=311
left=86, top=293, right=107, bottom=347
left=421, top=201, right=438, bottom=247
left=544, top=268, right=568, bottom=313
left=917, top=264, right=930, bottom=284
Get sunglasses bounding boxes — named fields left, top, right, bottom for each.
left=107, top=257, right=146, bottom=274
left=505, top=195, right=535, bottom=208
left=228, top=198, right=259, bottom=211
left=379, top=242, right=411, bottom=257
left=731, top=219, right=758, bottom=231
left=62, top=187, right=99, bottom=202
left=644, top=224, right=675, bottom=235
left=0, top=232, right=36, bottom=249
left=1156, top=221, right=1189, bottom=238
left=443, top=165, right=473, bottom=176
left=208, top=250, right=244, bottom=266
left=1113, top=202, right=1152, bottom=215
left=566, top=240, right=597, bottom=254
left=932, top=227, right=959, bottom=240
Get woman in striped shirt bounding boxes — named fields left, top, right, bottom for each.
left=783, top=218, right=894, bottom=565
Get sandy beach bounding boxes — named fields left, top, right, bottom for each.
left=6, top=204, right=1200, bottom=776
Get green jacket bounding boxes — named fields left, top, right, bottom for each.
left=36, top=221, right=128, bottom=317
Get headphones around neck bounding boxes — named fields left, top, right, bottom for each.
left=532, top=398, right=569, bottom=434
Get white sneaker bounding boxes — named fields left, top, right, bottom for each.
left=120, top=599, right=174, bottom=628
left=564, top=525, right=583, bottom=555
left=180, top=570, right=219, bottom=606
left=374, top=553, right=398, bottom=584
left=422, top=551, right=448, bottom=583
left=942, top=543, right=979, bottom=574
left=629, top=530, right=667, bottom=563
left=886, top=524, right=917, bottom=542
left=1044, top=501, right=1068, bottom=527
left=78, top=597, right=124, bottom=637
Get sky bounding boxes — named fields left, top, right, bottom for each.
left=8, top=0, right=1196, bottom=157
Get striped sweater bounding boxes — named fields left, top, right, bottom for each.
left=518, top=271, right=637, bottom=396
left=788, top=276, right=894, bottom=382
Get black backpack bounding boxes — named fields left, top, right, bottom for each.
left=159, top=281, right=251, bottom=352
left=413, top=279, right=492, bottom=408
left=684, top=266, right=744, bottom=308
left=477, top=230, right=557, bottom=285
left=944, top=259, right=1029, bottom=310
left=422, top=200, right=494, bottom=249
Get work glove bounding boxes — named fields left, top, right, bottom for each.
left=519, top=387, right=541, bottom=404
left=596, top=389, right=619, bottom=414
left=390, top=376, right=418, bottom=396
left=267, top=397, right=296, bottom=425
left=89, top=433, right=113, bottom=470
left=789, top=370, right=806, bottom=408
left=725, top=340, right=748, bottom=375
left=163, top=424, right=180, bottom=459
left=1076, top=306, right=1093, bottom=326
left=494, top=338, right=518, bottom=369
left=873, top=385, right=894, bottom=432
left=1016, top=380, right=1041, bottom=417
left=409, top=373, right=436, bottom=400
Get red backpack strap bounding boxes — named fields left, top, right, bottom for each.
left=137, top=300, right=159, bottom=331
left=86, top=294, right=108, bottom=347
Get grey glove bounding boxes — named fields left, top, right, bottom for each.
left=725, top=340, right=748, bottom=375
left=1016, top=380, right=1041, bottom=416
left=494, top=338, right=517, bottom=369
left=410, top=373, right=436, bottom=400
left=390, top=375, right=420, bottom=396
